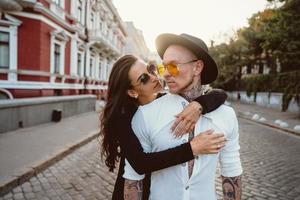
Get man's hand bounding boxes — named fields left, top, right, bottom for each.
left=222, top=175, right=242, bottom=200
left=124, top=179, right=143, bottom=200
left=190, top=130, right=226, bottom=155
left=172, top=101, right=203, bottom=137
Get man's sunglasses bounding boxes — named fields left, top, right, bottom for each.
left=156, top=60, right=198, bottom=77
left=132, top=64, right=157, bottom=87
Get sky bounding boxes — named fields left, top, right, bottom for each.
left=112, top=0, right=269, bottom=51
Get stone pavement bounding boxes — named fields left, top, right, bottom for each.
left=1, top=118, right=300, bottom=199
left=228, top=100, right=300, bottom=135
left=1, top=100, right=300, bottom=199
left=0, top=111, right=100, bottom=196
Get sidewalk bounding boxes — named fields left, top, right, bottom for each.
left=0, top=111, right=100, bottom=196
left=228, top=100, right=300, bottom=135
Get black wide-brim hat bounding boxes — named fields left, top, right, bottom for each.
left=155, top=33, right=218, bottom=85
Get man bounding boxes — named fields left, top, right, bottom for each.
left=123, top=33, right=242, bottom=200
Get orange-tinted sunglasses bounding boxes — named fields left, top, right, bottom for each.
left=157, top=60, right=198, bottom=77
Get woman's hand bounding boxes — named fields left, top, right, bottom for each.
left=190, top=129, right=226, bottom=155
left=171, top=101, right=203, bottom=138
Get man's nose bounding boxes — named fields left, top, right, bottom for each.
left=163, top=67, right=171, bottom=79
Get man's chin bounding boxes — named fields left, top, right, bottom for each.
left=167, top=86, right=179, bottom=94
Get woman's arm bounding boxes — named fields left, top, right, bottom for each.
left=171, top=89, right=227, bottom=136
left=194, top=88, right=227, bottom=114
left=118, top=113, right=225, bottom=175
left=118, top=114, right=193, bottom=175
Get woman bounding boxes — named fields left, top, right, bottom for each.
left=100, top=55, right=227, bottom=199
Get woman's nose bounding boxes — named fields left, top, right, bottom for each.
left=150, top=73, right=158, bottom=82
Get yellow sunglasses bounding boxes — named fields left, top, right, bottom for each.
left=156, top=60, right=198, bottom=77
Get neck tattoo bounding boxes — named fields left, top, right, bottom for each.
left=181, top=79, right=204, bottom=102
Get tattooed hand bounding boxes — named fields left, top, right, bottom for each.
left=124, top=179, right=143, bottom=200
left=222, top=175, right=242, bottom=200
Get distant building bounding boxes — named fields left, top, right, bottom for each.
left=241, top=59, right=281, bottom=77
left=123, top=21, right=150, bottom=62
left=0, top=0, right=126, bottom=99
left=148, top=51, right=161, bottom=65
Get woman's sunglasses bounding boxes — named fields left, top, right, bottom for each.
left=132, top=64, right=157, bottom=87
left=156, top=60, right=198, bottom=77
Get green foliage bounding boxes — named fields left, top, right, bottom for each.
left=210, top=0, right=300, bottom=89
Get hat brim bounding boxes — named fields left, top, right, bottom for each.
left=156, top=33, right=218, bottom=85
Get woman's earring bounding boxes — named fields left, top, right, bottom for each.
left=134, top=95, right=138, bottom=99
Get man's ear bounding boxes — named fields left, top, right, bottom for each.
left=194, top=60, right=204, bottom=76
left=127, top=89, right=138, bottom=99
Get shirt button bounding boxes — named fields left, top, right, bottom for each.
left=185, top=186, right=189, bottom=190
left=195, top=155, right=199, bottom=159
left=182, top=163, right=186, bottom=167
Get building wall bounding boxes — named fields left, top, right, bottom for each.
left=0, top=0, right=127, bottom=99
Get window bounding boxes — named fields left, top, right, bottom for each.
left=90, top=57, right=94, bottom=77
left=77, top=0, right=83, bottom=24
left=53, top=0, right=60, bottom=5
left=0, top=31, right=9, bottom=68
left=77, top=52, right=83, bottom=76
left=54, top=43, right=61, bottom=73
left=91, top=12, right=95, bottom=28
left=99, top=59, right=102, bottom=79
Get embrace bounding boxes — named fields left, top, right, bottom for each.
left=100, top=33, right=243, bottom=200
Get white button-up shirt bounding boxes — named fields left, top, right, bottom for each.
left=123, top=94, right=242, bottom=200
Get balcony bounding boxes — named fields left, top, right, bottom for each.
left=88, top=29, right=121, bottom=57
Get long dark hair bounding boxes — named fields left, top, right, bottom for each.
left=100, top=55, right=138, bottom=172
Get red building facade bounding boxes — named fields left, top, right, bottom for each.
left=0, top=0, right=126, bottom=99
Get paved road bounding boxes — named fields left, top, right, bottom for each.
left=1, top=118, right=300, bottom=200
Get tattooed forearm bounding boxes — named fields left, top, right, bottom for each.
left=222, top=175, right=242, bottom=200
left=124, top=179, right=143, bottom=200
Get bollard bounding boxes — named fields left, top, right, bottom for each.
left=52, top=109, right=62, bottom=122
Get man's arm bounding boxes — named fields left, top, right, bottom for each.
left=222, top=175, right=242, bottom=200
left=124, top=179, right=143, bottom=200
left=219, top=108, right=243, bottom=200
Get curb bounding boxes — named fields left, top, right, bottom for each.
left=0, top=130, right=100, bottom=197
left=237, top=114, right=300, bottom=137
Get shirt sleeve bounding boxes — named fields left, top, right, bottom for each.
left=219, top=108, right=243, bottom=177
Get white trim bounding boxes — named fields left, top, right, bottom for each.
left=10, top=12, right=74, bottom=37
left=70, top=34, right=78, bottom=76
left=0, top=21, right=19, bottom=82
left=59, top=41, right=65, bottom=75
left=0, top=88, right=13, bottom=99
left=70, top=0, right=77, bottom=18
left=0, top=80, right=85, bottom=89
left=85, top=47, right=90, bottom=77
left=85, top=84, right=107, bottom=90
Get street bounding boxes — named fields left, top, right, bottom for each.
left=1, top=118, right=300, bottom=200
